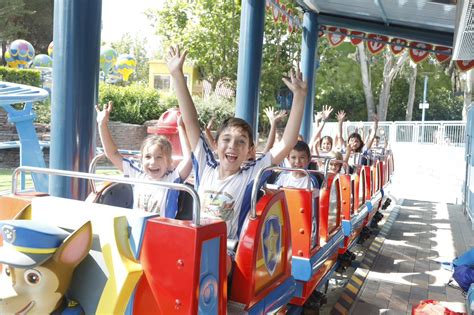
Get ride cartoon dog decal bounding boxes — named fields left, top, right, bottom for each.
left=0, top=220, right=92, bottom=314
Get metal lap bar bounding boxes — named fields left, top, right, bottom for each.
left=12, top=166, right=201, bottom=226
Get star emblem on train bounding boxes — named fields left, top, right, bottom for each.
left=262, top=215, right=281, bottom=276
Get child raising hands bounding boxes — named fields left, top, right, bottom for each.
left=167, top=45, right=307, bottom=240
left=96, top=101, right=192, bottom=217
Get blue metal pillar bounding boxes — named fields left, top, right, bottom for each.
left=50, top=0, right=102, bottom=199
left=235, top=0, right=265, bottom=139
left=300, top=12, right=319, bottom=142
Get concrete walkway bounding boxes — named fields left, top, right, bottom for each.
left=350, top=199, right=472, bottom=314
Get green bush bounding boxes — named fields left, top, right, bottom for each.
left=194, top=94, right=235, bottom=127
left=99, top=83, right=167, bottom=125
left=0, top=67, right=42, bottom=87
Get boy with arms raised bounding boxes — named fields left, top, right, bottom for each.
left=167, top=46, right=307, bottom=240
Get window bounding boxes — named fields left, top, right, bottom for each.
left=328, top=179, right=340, bottom=234
left=154, top=75, right=170, bottom=90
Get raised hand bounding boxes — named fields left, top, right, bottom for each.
left=264, top=107, right=287, bottom=126
left=322, top=105, right=333, bottom=120
left=166, top=45, right=188, bottom=76
left=315, top=111, right=324, bottom=122
left=336, top=110, right=346, bottom=122
left=282, top=69, right=307, bottom=97
left=204, top=117, right=214, bottom=133
left=95, top=101, right=113, bottom=126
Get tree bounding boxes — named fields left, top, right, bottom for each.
left=356, top=42, right=375, bottom=120
left=110, top=34, right=150, bottom=84
left=148, top=0, right=240, bottom=92
left=405, top=61, right=417, bottom=121
left=0, top=0, right=53, bottom=64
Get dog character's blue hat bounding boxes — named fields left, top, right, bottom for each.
left=0, top=220, right=70, bottom=268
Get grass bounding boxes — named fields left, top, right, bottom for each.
left=0, top=168, right=121, bottom=193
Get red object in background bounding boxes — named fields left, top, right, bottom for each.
left=147, top=108, right=183, bottom=157
left=412, top=300, right=465, bottom=315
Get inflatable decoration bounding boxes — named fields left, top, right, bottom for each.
left=31, top=54, right=53, bottom=68
left=8, top=39, right=35, bottom=69
left=116, top=54, right=136, bottom=81
left=48, top=41, right=54, bottom=58
left=100, top=46, right=118, bottom=75
left=0, top=220, right=92, bottom=314
left=4, top=50, right=18, bottom=68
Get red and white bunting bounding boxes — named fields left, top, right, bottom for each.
left=367, top=34, right=388, bottom=55
left=327, top=27, right=347, bottom=47
left=390, top=38, right=407, bottom=55
left=266, top=0, right=271, bottom=10
left=350, top=31, right=365, bottom=46
left=434, top=46, right=452, bottom=63
left=281, top=4, right=287, bottom=23
left=272, top=0, right=280, bottom=22
left=409, top=42, right=432, bottom=63
left=318, top=26, right=326, bottom=38
left=456, top=60, right=474, bottom=72
left=287, top=9, right=293, bottom=33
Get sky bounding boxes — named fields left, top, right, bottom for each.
left=101, top=0, right=164, bottom=55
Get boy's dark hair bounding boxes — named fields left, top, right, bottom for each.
left=216, top=117, right=254, bottom=147
left=292, top=140, right=311, bottom=159
left=348, top=132, right=364, bottom=152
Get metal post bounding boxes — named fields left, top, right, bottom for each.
left=50, top=0, right=102, bottom=199
left=421, top=75, right=428, bottom=143
left=235, top=0, right=265, bottom=140
left=300, top=12, right=319, bottom=142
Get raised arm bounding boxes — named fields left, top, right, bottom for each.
left=365, top=114, right=379, bottom=150
left=309, top=105, right=333, bottom=154
left=176, top=115, right=193, bottom=180
left=96, top=101, right=124, bottom=171
left=262, top=107, right=287, bottom=154
left=335, top=110, right=346, bottom=149
left=204, top=118, right=217, bottom=151
left=167, top=46, right=201, bottom=150
left=270, top=70, right=307, bottom=164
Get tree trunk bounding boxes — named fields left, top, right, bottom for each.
left=377, top=51, right=408, bottom=121
left=357, top=42, right=375, bottom=120
left=405, top=60, right=417, bottom=121
left=463, top=69, right=473, bottom=121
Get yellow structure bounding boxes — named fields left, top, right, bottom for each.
left=148, top=60, right=202, bottom=95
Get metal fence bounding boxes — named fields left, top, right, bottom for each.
left=322, top=121, right=466, bottom=147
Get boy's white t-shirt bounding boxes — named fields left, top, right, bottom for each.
left=122, top=158, right=181, bottom=216
left=274, top=172, right=311, bottom=189
left=192, top=135, right=272, bottom=240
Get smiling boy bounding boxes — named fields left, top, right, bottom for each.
left=167, top=46, right=307, bottom=240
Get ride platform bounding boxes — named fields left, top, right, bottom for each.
left=328, top=198, right=473, bottom=314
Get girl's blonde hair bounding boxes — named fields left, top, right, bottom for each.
left=140, top=135, right=173, bottom=160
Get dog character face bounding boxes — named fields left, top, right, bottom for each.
left=0, top=220, right=92, bottom=314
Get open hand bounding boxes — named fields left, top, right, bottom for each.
left=336, top=110, right=346, bottom=122
left=322, top=105, right=333, bottom=120
left=166, top=45, right=188, bottom=76
left=95, top=101, right=113, bottom=126
left=282, top=69, right=307, bottom=97
left=264, top=107, right=287, bottom=125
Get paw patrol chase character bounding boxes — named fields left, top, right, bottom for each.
left=0, top=220, right=92, bottom=314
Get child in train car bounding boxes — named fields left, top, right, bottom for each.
left=308, top=105, right=334, bottom=156
left=96, top=101, right=193, bottom=215
left=166, top=45, right=307, bottom=241
left=274, top=141, right=320, bottom=189
left=326, top=150, right=344, bottom=174
left=342, top=114, right=379, bottom=171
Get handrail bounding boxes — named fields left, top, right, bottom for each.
left=12, top=166, right=202, bottom=226
left=250, top=165, right=315, bottom=219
